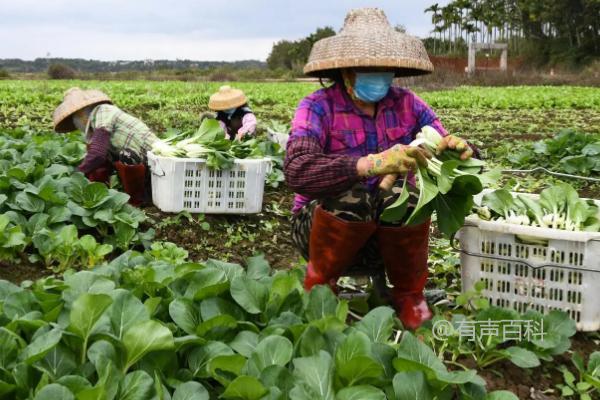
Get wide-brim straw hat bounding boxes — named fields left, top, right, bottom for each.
left=304, top=8, right=433, bottom=78
left=53, top=87, right=112, bottom=133
left=208, top=85, right=248, bottom=111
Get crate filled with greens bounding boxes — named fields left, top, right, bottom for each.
left=457, top=183, right=600, bottom=331
left=149, top=119, right=277, bottom=214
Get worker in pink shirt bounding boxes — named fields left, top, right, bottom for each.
left=284, top=8, right=473, bottom=329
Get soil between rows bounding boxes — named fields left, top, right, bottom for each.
left=458, top=332, right=599, bottom=399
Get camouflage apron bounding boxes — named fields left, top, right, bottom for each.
left=290, top=181, right=418, bottom=271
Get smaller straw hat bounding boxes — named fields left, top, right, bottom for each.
left=208, top=86, right=248, bottom=111
left=53, top=87, right=112, bottom=133
left=304, top=8, right=433, bottom=77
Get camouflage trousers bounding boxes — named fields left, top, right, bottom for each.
left=290, top=182, right=418, bottom=271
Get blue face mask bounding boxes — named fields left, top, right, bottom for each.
left=353, top=72, right=394, bottom=103
left=223, top=108, right=236, bottom=117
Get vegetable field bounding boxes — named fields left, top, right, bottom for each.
left=0, top=80, right=599, bottom=399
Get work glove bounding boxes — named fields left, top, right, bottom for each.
left=436, top=134, right=473, bottom=160
left=366, top=144, right=431, bottom=177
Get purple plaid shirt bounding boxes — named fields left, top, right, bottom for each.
left=286, top=83, right=448, bottom=212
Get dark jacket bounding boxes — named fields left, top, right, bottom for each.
left=215, top=105, right=253, bottom=140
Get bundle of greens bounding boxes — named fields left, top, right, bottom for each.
left=151, top=119, right=284, bottom=182
left=381, top=126, right=498, bottom=237
left=151, top=119, right=236, bottom=169
left=476, top=183, right=600, bottom=232
left=151, top=119, right=285, bottom=188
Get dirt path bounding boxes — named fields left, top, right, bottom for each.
left=148, top=188, right=300, bottom=270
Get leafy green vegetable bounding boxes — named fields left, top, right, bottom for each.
left=0, top=132, right=152, bottom=268
left=151, top=119, right=285, bottom=187
left=0, top=248, right=526, bottom=399
left=0, top=214, right=27, bottom=261
left=504, top=130, right=600, bottom=177
left=477, top=183, right=599, bottom=232
left=382, top=126, right=494, bottom=237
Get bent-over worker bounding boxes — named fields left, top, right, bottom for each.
left=52, top=87, right=159, bottom=206
left=208, top=85, right=257, bottom=141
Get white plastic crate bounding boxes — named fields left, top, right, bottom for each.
left=148, top=152, right=271, bottom=214
left=457, top=191, right=600, bottom=331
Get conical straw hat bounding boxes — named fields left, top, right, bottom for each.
left=208, top=86, right=248, bottom=111
left=304, top=8, right=433, bottom=77
left=53, top=87, right=112, bottom=133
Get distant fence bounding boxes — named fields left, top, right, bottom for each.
left=429, top=55, right=524, bottom=73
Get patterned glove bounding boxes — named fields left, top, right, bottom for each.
left=366, top=144, right=430, bottom=177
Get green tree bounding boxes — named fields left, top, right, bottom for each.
left=47, top=63, right=77, bottom=79
left=424, top=0, right=599, bottom=65
left=266, top=26, right=335, bottom=71
left=267, top=40, right=296, bottom=70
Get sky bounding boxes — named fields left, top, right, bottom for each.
left=0, top=0, right=448, bottom=62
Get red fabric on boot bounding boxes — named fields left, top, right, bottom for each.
left=304, top=205, right=377, bottom=291
left=114, top=161, right=147, bottom=206
left=86, top=167, right=111, bottom=184
left=376, top=220, right=433, bottom=330
left=85, top=161, right=113, bottom=184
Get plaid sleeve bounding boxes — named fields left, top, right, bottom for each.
left=284, top=136, right=360, bottom=197
left=289, top=96, right=328, bottom=146
left=90, top=104, right=117, bottom=131
left=412, top=93, right=448, bottom=137
left=78, top=128, right=111, bottom=174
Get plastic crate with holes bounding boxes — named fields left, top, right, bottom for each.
left=456, top=190, right=600, bottom=331
left=147, top=152, right=271, bottom=214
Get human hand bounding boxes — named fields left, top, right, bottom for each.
left=436, top=135, right=473, bottom=160
left=235, top=131, right=246, bottom=141
left=364, top=144, right=431, bottom=177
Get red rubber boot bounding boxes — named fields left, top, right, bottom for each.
left=86, top=167, right=111, bottom=184
left=114, top=161, right=147, bottom=206
left=85, top=161, right=114, bottom=184
left=304, top=205, right=377, bottom=291
left=376, top=220, right=433, bottom=329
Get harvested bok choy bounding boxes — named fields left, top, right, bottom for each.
left=151, top=119, right=273, bottom=170
left=381, top=126, right=499, bottom=237
left=476, top=183, right=600, bottom=232
left=151, top=119, right=234, bottom=168
left=150, top=118, right=285, bottom=187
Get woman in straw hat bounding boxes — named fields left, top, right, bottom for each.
left=284, top=8, right=473, bottom=329
left=53, top=87, right=159, bottom=206
left=208, top=85, right=257, bottom=141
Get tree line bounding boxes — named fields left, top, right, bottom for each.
left=267, top=1, right=598, bottom=70
left=424, top=0, right=599, bottom=64
left=266, top=27, right=336, bottom=72
left=3, top=1, right=597, bottom=79
left=0, top=58, right=266, bottom=73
